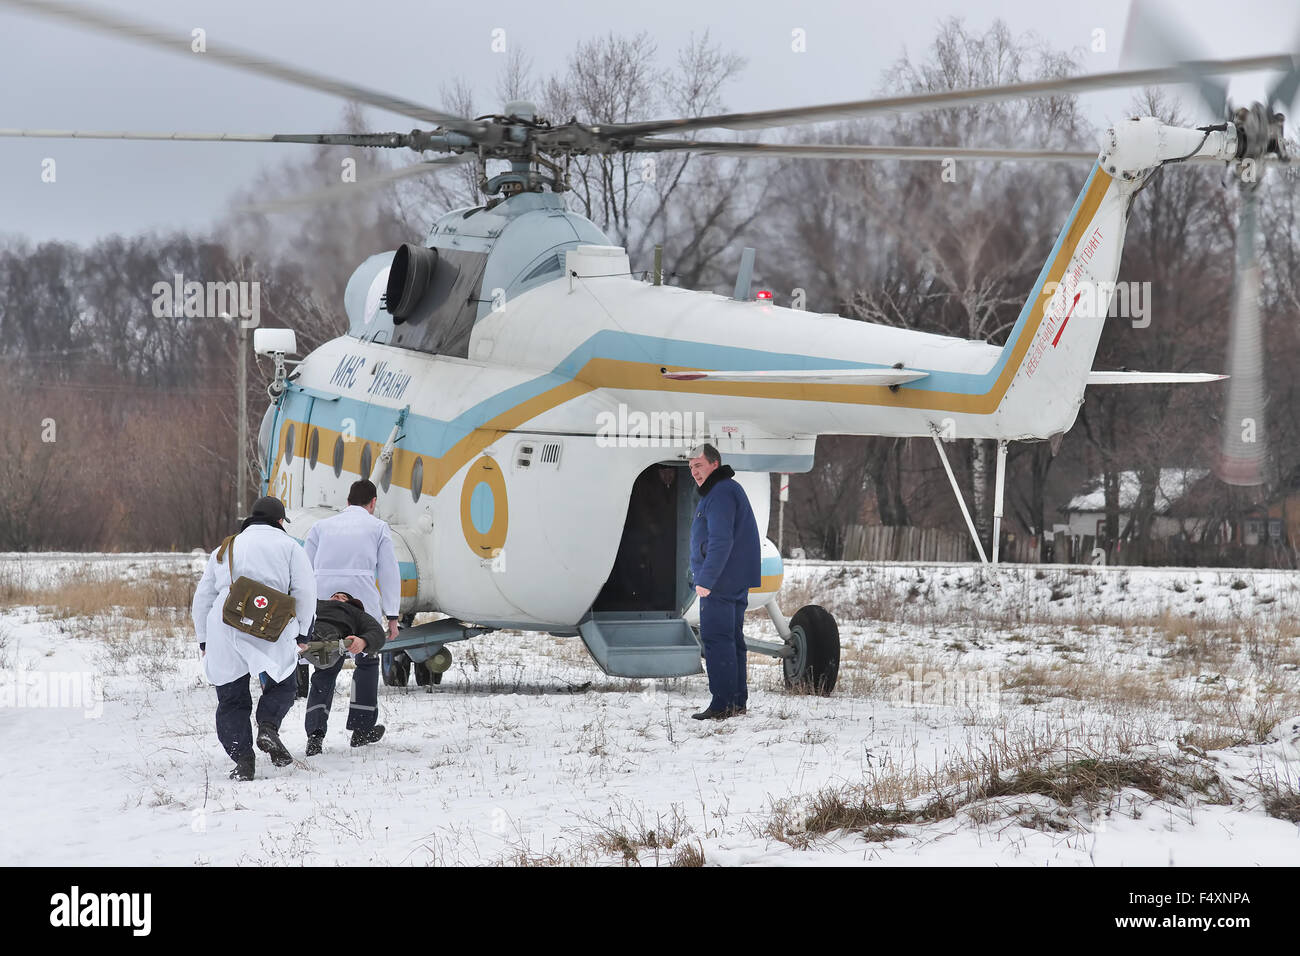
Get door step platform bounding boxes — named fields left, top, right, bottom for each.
left=578, top=613, right=702, bottom=678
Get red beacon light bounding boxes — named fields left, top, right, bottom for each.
left=755, top=290, right=773, bottom=301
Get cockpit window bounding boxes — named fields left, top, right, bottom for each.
left=523, top=254, right=562, bottom=283
left=257, top=404, right=276, bottom=473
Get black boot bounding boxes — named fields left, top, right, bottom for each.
left=350, top=724, right=385, bottom=748
left=691, top=707, right=731, bottom=720
left=256, top=723, right=293, bottom=767
left=305, top=732, right=324, bottom=757
left=229, top=751, right=255, bottom=781
left=295, top=662, right=310, bottom=699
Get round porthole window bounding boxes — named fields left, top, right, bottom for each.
left=332, top=436, right=344, bottom=478
left=359, top=443, right=373, bottom=480
left=307, top=428, right=319, bottom=470
left=283, top=423, right=295, bottom=465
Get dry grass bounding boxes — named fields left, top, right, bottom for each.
left=0, top=567, right=195, bottom=622
left=670, top=842, right=706, bottom=866
left=782, top=565, right=1300, bottom=640
left=1261, top=781, right=1300, bottom=823
left=582, top=802, right=694, bottom=866
left=493, top=801, right=700, bottom=867
left=0, top=564, right=31, bottom=604
left=974, top=756, right=1230, bottom=806
left=829, top=641, right=940, bottom=698
left=762, top=733, right=1235, bottom=850
left=0, top=564, right=196, bottom=690
left=820, top=606, right=1298, bottom=750
left=504, top=848, right=574, bottom=867
left=1177, top=729, right=1249, bottom=753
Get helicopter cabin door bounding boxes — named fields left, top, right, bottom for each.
left=593, top=463, right=692, bottom=614
left=581, top=463, right=703, bottom=678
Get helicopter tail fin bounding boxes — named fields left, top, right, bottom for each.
left=987, top=164, right=1133, bottom=437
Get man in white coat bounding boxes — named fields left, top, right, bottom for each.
left=192, top=496, right=317, bottom=780
left=303, top=479, right=400, bottom=747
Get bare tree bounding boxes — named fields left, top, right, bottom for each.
left=759, top=18, right=1091, bottom=552
left=220, top=103, right=412, bottom=310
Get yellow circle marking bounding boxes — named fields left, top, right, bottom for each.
left=460, top=455, right=508, bottom=557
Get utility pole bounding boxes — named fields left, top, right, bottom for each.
left=234, top=315, right=248, bottom=520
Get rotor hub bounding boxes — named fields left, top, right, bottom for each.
left=1233, top=101, right=1287, bottom=170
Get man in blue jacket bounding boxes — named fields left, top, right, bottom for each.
left=688, top=443, right=761, bottom=720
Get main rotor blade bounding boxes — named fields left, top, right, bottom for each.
left=238, top=154, right=475, bottom=214
left=0, top=128, right=422, bottom=147
left=0, top=0, right=485, bottom=137
left=601, top=54, right=1295, bottom=139
left=1268, top=62, right=1300, bottom=113
left=633, top=138, right=1097, bottom=163
left=1218, top=186, right=1269, bottom=486
left=1266, top=22, right=1300, bottom=111
left=1120, top=0, right=1228, bottom=118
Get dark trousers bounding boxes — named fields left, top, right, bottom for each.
left=305, top=653, right=379, bottom=736
left=215, top=673, right=296, bottom=760
left=699, top=592, right=748, bottom=711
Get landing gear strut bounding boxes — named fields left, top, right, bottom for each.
left=382, top=613, right=418, bottom=687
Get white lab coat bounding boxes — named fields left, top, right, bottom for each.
left=191, top=523, right=318, bottom=686
left=304, top=505, right=401, bottom=624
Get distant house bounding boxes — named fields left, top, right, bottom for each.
left=1260, top=471, right=1300, bottom=548
left=1061, top=468, right=1210, bottom=543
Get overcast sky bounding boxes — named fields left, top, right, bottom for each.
left=2, top=0, right=1297, bottom=245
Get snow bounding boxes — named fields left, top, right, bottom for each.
left=1, top=554, right=1297, bottom=866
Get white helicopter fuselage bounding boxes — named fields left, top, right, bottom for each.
left=263, top=166, right=1127, bottom=630
left=261, top=118, right=1222, bottom=640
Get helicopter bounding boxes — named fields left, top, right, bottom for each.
left=5, top=0, right=1296, bottom=694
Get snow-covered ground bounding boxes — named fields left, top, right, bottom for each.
left=1, top=555, right=1297, bottom=866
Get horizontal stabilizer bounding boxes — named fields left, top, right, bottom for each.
left=661, top=367, right=929, bottom=386
left=1087, top=370, right=1226, bottom=385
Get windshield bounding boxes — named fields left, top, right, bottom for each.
left=257, top=402, right=277, bottom=475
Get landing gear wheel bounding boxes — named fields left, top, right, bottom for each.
left=782, top=605, right=840, bottom=695
left=382, top=650, right=411, bottom=687
left=415, top=646, right=452, bottom=688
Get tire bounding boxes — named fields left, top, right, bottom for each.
left=414, top=646, right=451, bottom=687
left=782, top=605, right=840, bottom=695
left=382, top=650, right=411, bottom=687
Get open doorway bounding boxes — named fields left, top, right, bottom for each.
left=593, top=463, right=693, bottom=615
